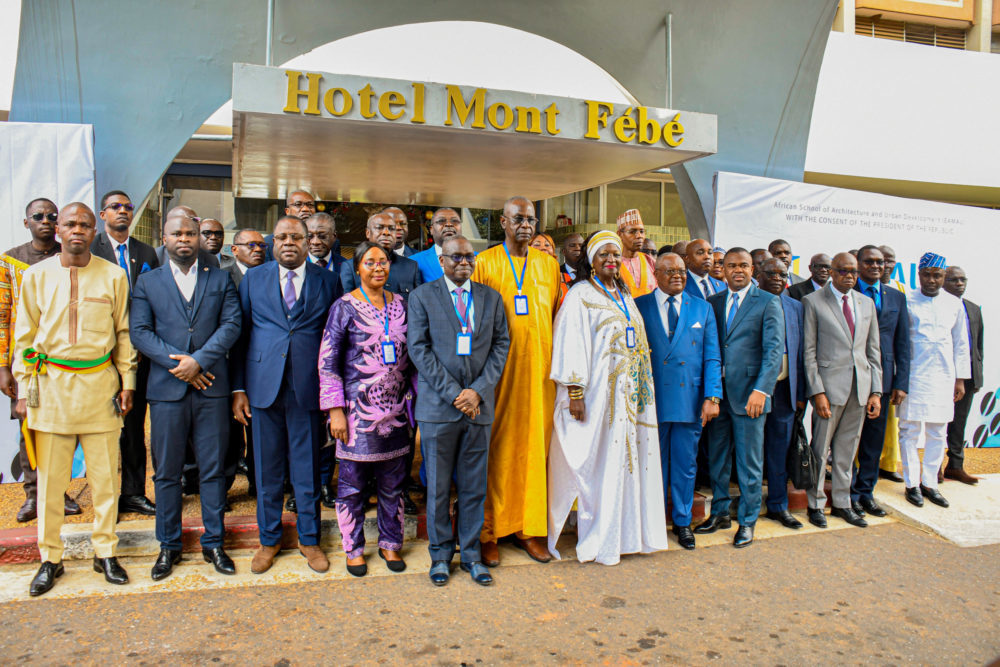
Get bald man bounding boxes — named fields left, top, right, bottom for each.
left=264, top=189, right=317, bottom=261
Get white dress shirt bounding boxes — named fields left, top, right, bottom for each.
left=309, top=252, right=333, bottom=270
left=109, top=236, right=130, bottom=273
left=828, top=281, right=856, bottom=323
left=811, top=278, right=826, bottom=293
left=443, top=275, right=475, bottom=333
left=170, top=259, right=198, bottom=302
left=236, top=260, right=250, bottom=275
left=689, top=269, right=715, bottom=299
left=724, top=283, right=753, bottom=322
left=279, top=263, right=306, bottom=301
left=653, top=288, right=682, bottom=338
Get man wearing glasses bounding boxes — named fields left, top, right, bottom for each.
left=199, top=218, right=234, bottom=269
left=1, top=198, right=81, bottom=522
left=411, top=207, right=462, bottom=282
left=788, top=253, right=832, bottom=302
left=91, top=190, right=160, bottom=517
left=264, top=190, right=317, bottom=262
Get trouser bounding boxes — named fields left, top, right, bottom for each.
left=336, top=456, right=407, bottom=559
left=36, top=430, right=120, bottom=563
left=149, top=393, right=228, bottom=551
left=899, top=420, right=947, bottom=490
left=421, top=420, right=489, bottom=564
left=763, top=379, right=796, bottom=512
left=946, top=380, right=977, bottom=470
left=119, top=356, right=150, bottom=496
left=706, top=395, right=766, bottom=526
left=852, top=389, right=891, bottom=502
left=809, top=384, right=865, bottom=510
left=879, top=404, right=902, bottom=473
left=658, top=421, right=702, bottom=527
left=12, top=397, right=35, bottom=500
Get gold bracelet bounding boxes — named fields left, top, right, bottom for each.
left=568, top=389, right=584, bottom=400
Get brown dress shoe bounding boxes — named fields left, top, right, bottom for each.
left=943, top=467, right=980, bottom=485
left=16, top=498, right=37, bottom=523
left=64, top=494, right=82, bottom=516
left=250, top=544, right=282, bottom=574
left=298, top=543, right=330, bottom=573
left=481, top=540, right=500, bottom=567
left=514, top=535, right=552, bottom=563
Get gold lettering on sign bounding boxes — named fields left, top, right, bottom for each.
left=584, top=101, right=613, bottom=139
left=444, top=85, right=486, bottom=129
left=323, top=88, right=352, bottom=116
left=411, top=83, right=426, bottom=124
left=358, top=84, right=377, bottom=119
left=283, top=70, right=322, bottom=115
left=488, top=102, right=513, bottom=130
left=379, top=91, right=406, bottom=120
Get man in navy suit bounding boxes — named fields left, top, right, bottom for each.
left=636, top=253, right=722, bottom=551
left=408, top=236, right=510, bottom=587
left=231, top=216, right=343, bottom=575
left=385, top=207, right=418, bottom=257
left=305, top=212, right=345, bottom=276
left=695, top=248, right=784, bottom=548
left=683, top=239, right=726, bottom=301
left=131, top=214, right=242, bottom=580
left=411, top=207, right=462, bottom=283
left=758, top=258, right=806, bottom=529
left=851, top=245, right=910, bottom=515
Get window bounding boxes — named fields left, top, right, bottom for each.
left=605, top=180, right=661, bottom=227
left=855, top=16, right=967, bottom=50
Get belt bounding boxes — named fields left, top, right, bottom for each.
left=23, top=348, right=112, bottom=407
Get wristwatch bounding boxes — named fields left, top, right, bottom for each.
left=871, top=392, right=882, bottom=398
left=708, top=396, right=721, bottom=404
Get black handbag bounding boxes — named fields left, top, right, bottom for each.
left=786, top=409, right=818, bottom=490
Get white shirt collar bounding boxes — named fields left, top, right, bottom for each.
left=654, top=288, right=682, bottom=309
left=434, top=244, right=443, bottom=257
left=728, top=283, right=752, bottom=301
left=310, top=252, right=331, bottom=264
left=443, top=275, right=470, bottom=293
left=170, top=259, right=198, bottom=277
left=279, top=262, right=306, bottom=280
left=828, top=281, right=852, bottom=300
left=811, top=279, right=826, bottom=292
left=236, top=260, right=250, bottom=274
left=109, top=236, right=129, bottom=252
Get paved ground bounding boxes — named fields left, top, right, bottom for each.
left=1, top=522, right=998, bottom=665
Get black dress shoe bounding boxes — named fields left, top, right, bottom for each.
left=429, top=560, right=450, bottom=586
left=346, top=561, right=368, bottom=577
left=16, top=498, right=37, bottom=523
left=858, top=497, right=887, bottom=517
left=693, top=514, right=731, bottom=534
left=285, top=495, right=297, bottom=513
left=379, top=548, right=407, bottom=572
left=905, top=486, right=924, bottom=507
left=765, top=509, right=802, bottom=529
left=320, top=484, right=337, bottom=509
left=671, top=525, right=696, bottom=550
left=236, top=458, right=250, bottom=477
left=831, top=506, right=868, bottom=528
left=203, top=547, right=236, bottom=575
left=402, top=490, right=419, bottom=516
left=733, top=524, right=754, bottom=548
left=879, top=469, right=904, bottom=483
left=29, top=561, right=64, bottom=596
left=150, top=549, right=182, bottom=581
left=118, top=494, right=156, bottom=515
left=850, top=501, right=866, bottom=517
left=920, top=485, right=949, bottom=508
left=807, top=508, right=827, bottom=528
left=460, top=561, right=494, bottom=586
left=93, top=556, right=129, bottom=585
left=64, top=494, right=82, bottom=516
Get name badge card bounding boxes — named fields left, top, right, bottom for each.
left=625, top=326, right=636, bottom=348
left=381, top=341, right=397, bottom=364
left=456, top=332, right=472, bottom=356
left=514, top=295, right=529, bottom=316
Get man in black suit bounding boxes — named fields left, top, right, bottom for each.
left=944, top=266, right=983, bottom=485
left=768, top=239, right=804, bottom=285
left=130, top=213, right=242, bottom=580
left=787, top=253, right=831, bottom=301
left=91, top=190, right=159, bottom=516
left=407, top=236, right=510, bottom=586
left=199, top=218, right=234, bottom=269
left=560, top=233, right=583, bottom=281
left=385, top=207, right=418, bottom=257
left=850, top=245, right=910, bottom=517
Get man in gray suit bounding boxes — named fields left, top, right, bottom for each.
left=802, top=252, right=882, bottom=529
left=407, top=236, right=510, bottom=587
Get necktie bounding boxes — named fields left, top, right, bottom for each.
left=116, top=244, right=129, bottom=275
left=726, top=293, right=739, bottom=333
left=842, top=294, right=855, bottom=338
left=867, top=285, right=880, bottom=314
left=454, top=287, right=470, bottom=332
left=317, top=258, right=327, bottom=270
left=667, top=295, right=678, bottom=340
left=283, top=271, right=297, bottom=310
left=701, top=278, right=711, bottom=298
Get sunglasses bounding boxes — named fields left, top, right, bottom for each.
left=31, top=212, right=58, bottom=222
left=200, top=230, right=224, bottom=238
left=444, top=254, right=476, bottom=265
left=835, top=268, right=859, bottom=277
left=104, top=202, right=134, bottom=212
left=233, top=242, right=267, bottom=250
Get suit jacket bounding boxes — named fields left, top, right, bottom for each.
left=130, top=263, right=241, bottom=401
left=90, top=233, right=159, bottom=292
left=707, top=284, right=784, bottom=415
left=964, top=298, right=984, bottom=390
left=340, top=250, right=423, bottom=298
left=683, top=272, right=726, bottom=301
left=411, top=246, right=444, bottom=283
left=787, top=279, right=818, bottom=302
left=853, top=281, right=910, bottom=394
left=636, top=290, right=722, bottom=423
left=398, top=244, right=417, bottom=257
left=788, top=273, right=805, bottom=285
left=155, top=244, right=220, bottom=269
left=407, top=278, right=510, bottom=425
left=307, top=252, right=345, bottom=276
left=219, top=253, right=236, bottom=270
left=779, top=291, right=806, bottom=406
left=225, top=262, right=246, bottom=288
left=802, top=286, right=882, bottom=406
left=231, top=261, right=343, bottom=409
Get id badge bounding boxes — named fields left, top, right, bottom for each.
left=625, top=326, right=636, bottom=348
left=514, top=294, right=529, bottom=316
left=456, top=332, right=472, bottom=356
left=381, top=340, right=397, bottom=364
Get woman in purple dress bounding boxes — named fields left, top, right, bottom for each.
left=319, top=242, right=414, bottom=577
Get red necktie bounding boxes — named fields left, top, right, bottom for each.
left=842, top=294, right=855, bottom=338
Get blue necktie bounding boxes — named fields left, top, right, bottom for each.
left=666, top=295, right=678, bottom=340
left=116, top=244, right=129, bottom=275
left=868, top=285, right=880, bottom=314
left=726, top=292, right=739, bottom=333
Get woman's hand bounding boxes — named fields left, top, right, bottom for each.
left=569, top=398, right=586, bottom=422
left=329, top=408, right=349, bottom=442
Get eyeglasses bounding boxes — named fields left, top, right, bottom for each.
left=861, top=259, right=885, bottom=266
left=763, top=271, right=788, bottom=279
left=810, top=263, right=831, bottom=270
left=103, top=202, right=134, bottom=212
left=307, top=232, right=333, bottom=240
left=658, top=269, right=685, bottom=277
left=200, top=230, right=224, bottom=238
left=233, top=242, right=267, bottom=250
left=835, top=268, right=859, bottom=277
left=274, top=233, right=305, bottom=242
left=503, top=215, right=538, bottom=227
left=287, top=201, right=316, bottom=210
left=433, top=219, right=461, bottom=228
left=30, top=212, right=58, bottom=222
left=445, top=254, right=476, bottom=264
left=362, top=260, right=390, bottom=270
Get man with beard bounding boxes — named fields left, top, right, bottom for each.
left=412, top=208, right=462, bottom=282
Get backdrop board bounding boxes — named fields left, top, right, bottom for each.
left=712, top=171, right=999, bottom=449
left=0, top=122, right=96, bottom=483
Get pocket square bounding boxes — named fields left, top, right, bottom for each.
left=140, top=262, right=152, bottom=274
left=692, top=322, right=702, bottom=328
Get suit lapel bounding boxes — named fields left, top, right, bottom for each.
left=726, top=285, right=755, bottom=338
left=822, top=287, right=854, bottom=342
left=665, top=295, right=691, bottom=356
left=127, top=238, right=139, bottom=286
left=435, top=279, right=462, bottom=334
left=267, top=263, right=289, bottom=325
left=190, top=264, right=210, bottom=319
left=291, top=266, right=311, bottom=321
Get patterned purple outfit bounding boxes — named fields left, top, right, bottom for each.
left=319, top=293, right=414, bottom=558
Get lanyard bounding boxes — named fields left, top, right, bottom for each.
left=502, top=242, right=528, bottom=295
left=595, top=279, right=631, bottom=322
left=452, top=290, right=471, bottom=332
left=358, top=286, right=391, bottom=339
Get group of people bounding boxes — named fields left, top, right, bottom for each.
left=1, top=189, right=983, bottom=597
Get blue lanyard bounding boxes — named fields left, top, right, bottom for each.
left=595, top=279, right=631, bottom=322
left=452, top=290, right=471, bottom=332
left=502, top=242, right=528, bottom=294
left=358, top=286, right=390, bottom=339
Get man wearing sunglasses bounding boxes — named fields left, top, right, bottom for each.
left=411, top=207, right=462, bottom=282
left=1, top=198, right=81, bottom=522
left=199, top=218, right=234, bottom=270
left=91, top=190, right=160, bottom=517
left=788, top=253, right=832, bottom=302
left=263, top=190, right=317, bottom=262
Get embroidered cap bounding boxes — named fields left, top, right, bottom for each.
left=616, top=208, right=643, bottom=232
left=918, top=252, right=946, bottom=270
